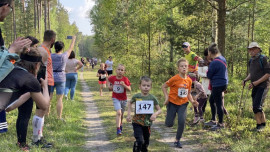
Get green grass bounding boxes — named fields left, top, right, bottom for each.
left=0, top=79, right=86, bottom=152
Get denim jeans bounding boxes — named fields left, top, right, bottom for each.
left=65, top=73, right=78, bottom=100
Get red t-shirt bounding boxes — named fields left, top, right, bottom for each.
left=108, top=76, right=131, bottom=100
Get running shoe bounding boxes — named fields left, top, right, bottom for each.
left=117, top=128, right=122, bottom=135
left=17, top=142, right=30, bottom=152
left=32, top=137, right=53, bottom=148
left=174, top=141, right=182, bottom=148
left=204, top=120, right=217, bottom=127
left=193, top=116, right=200, bottom=124
left=210, top=124, right=225, bottom=131
left=256, top=125, right=265, bottom=132
left=120, top=125, right=123, bottom=131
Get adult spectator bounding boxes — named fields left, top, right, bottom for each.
left=182, top=42, right=203, bottom=81
left=205, top=43, right=228, bottom=131
left=0, top=48, right=50, bottom=150
left=51, top=36, right=76, bottom=119
left=105, top=56, right=113, bottom=76
left=64, top=51, right=83, bottom=100
left=243, top=42, right=270, bottom=131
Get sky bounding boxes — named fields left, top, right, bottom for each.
left=59, top=0, right=95, bottom=36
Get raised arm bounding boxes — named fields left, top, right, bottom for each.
left=66, top=36, right=77, bottom=57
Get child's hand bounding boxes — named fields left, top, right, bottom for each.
left=126, top=115, right=132, bottom=122
left=120, top=81, right=125, bottom=86
left=150, top=114, right=157, bottom=121
left=192, top=100, right=199, bottom=107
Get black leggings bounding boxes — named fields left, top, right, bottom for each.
left=209, top=85, right=227, bottom=124
left=132, top=123, right=150, bottom=152
left=16, top=98, right=33, bottom=143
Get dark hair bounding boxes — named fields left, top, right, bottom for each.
left=54, top=41, right=64, bottom=53
left=203, top=48, right=208, bottom=57
left=108, top=56, right=112, bottom=59
left=16, top=48, right=41, bottom=75
left=43, top=30, right=56, bottom=42
left=0, top=0, right=12, bottom=5
left=26, top=36, right=39, bottom=47
left=69, top=51, right=75, bottom=59
left=208, top=43, right=219, bottom=55
left=140, top=76, right=152, bottom=85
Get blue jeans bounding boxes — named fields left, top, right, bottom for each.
left=65, top=73, right=78, bottom=100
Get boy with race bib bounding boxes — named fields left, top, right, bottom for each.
left=107, top=64, right=131, bottom=135
left=127, top=76, right=161, bottom=152
left=162, top=58, right=198, bottom=148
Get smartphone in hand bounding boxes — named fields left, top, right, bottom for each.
left=67, top=36, right=73, bottom=39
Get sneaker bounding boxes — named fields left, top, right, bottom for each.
left=204, top=120, right=217, bottom=127
left=64, top=95, right=68, bottom=100
left=199, top=118, right=205, bottom=123
left=17, top=142, right=30, bottom=152
left=174, top=141, right=182, bottom=148
left=210, top=124, right=225, bottom=131
left=120, top=125, right=123, bottom=131
left=256, top=125, right=265, bottom=132
left=117, top=129, right=122, bottom=135
left=193, top=116, right=200, bottom=124
left=32, top=138, right=53, bottom=148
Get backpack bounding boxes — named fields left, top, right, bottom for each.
left=248, top=54, right=268, bottom=70
left=0, top=46, right=20, bottom=84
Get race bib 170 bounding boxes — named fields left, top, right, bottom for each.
left=135, top=100, right=154, bottom=114
left=113, top=85, right=124, bottom=93
left=178, top=88, right=188, bottom=98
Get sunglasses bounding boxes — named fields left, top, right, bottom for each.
left=182, top=45, right=188, bottom=48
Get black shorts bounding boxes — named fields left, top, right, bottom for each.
left=252, top=87, right=268, bottom=113
left=107, top=70, right=113, bottom=75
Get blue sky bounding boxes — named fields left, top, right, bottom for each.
left=59, top=0, right=95, bottom=36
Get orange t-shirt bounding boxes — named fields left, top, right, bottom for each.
left=166, top=74, right=192, bottom=105
left=42, top=45, right=54, bottom=86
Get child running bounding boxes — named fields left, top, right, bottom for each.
left=161, top=58, right=198, bottom=148
left=127, top=76, right=162, bottom=152
left=191, top=80, right=208, bottom=124
left=107, top=64, right=131, bottom=135
left=97, top=63, right=108, bottom=96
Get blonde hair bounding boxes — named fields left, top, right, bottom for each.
left=177, top=58, right=189, bottom=67
left=117, top=64, right=125, bottom=69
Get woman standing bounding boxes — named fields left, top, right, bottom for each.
left=205, top=43, right=228, bottom=130
left=51, top=36, right=76, bottom=119
left=64, top=51, right=83, bottom=100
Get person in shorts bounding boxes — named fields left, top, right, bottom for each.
left=97, top=63, right=108, bottom=96
left=107, top=64, right=131, bottom=135
left=243, top=42, right=270, bottom=131
left=105, top=56, right=113, bottom=75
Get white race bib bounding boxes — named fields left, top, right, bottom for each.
left=135, top=100, right=154, bottom=114
left=113, top=85, right=124, bottom=93
left=100, top=74, right=106, bottom=79
left=178, top=88, right=188, bottom=98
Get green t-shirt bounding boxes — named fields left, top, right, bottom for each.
left=131, top=93, right=159, bottom=126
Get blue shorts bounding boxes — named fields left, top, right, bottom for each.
left=112, top=98, right=127, bottom=112
left=50, top=82, right=66, bottom=95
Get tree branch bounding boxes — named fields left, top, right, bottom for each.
left=226, top=0, right=249, bottom=11
left=205, top=0, right=219, bottom=11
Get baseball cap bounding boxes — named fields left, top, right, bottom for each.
left=182, top=42, right=190, bottom=47
left=248, top=42, right=260, bottom=49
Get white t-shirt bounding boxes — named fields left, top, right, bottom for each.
left=105, top=60, right=113, bottom=71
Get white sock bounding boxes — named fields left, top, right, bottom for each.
left=32, top=115, right=43, bottom=142
left=40, top=116, right=44, bottom=138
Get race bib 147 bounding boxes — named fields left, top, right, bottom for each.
left=135, top=100, right=154, bottom=114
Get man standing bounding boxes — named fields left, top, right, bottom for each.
left=243, top=42, right=270, bottom=131
left=182, top=42, right=203, bottom=81
left=31, top=30, right=56, bottom=148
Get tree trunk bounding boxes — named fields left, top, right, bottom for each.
left=247, top=10, right=251, bottom=75
left=12, top=1, right=16, bottom=40
left=251, top=0, right=255, bottom=41
left=148, top=19, right=151, bottom=77
left=44, top=0, right=47, bottom=31
left=48, top=0, right=51, bottom=29
left=34, top=0, right=37, bottom=35
left=217, top=0, right=226, bottom=56
left=211, top=1, right=217, bottom=43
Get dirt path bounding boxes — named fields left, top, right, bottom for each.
left=80, top=74, right=116, bottom=152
